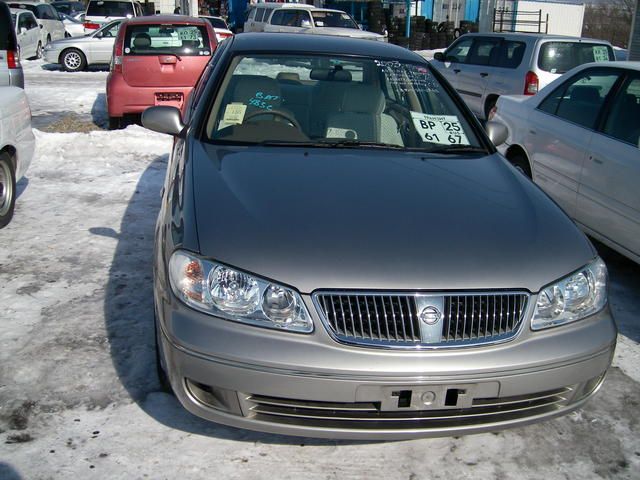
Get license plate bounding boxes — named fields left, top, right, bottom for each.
left=155, top=92, right=183, bottom=109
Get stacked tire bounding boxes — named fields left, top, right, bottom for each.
left=366, top=1, right=385, bottom=35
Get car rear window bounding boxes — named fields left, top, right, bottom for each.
left=124, top=24, right=211, bottom=56
left=311, top=11, right=358, bottom=29
left=87, top=1, right=134, bottom=17
left=538, top=42, right=615, bottom=74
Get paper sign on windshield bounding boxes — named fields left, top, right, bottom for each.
left=593, top=46, right=610, bottom=62
left=410, top=113, right=470, bottom=146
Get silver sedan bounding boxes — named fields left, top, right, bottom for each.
left=43, top=19, right=121, bottom=72
left=495, top=61, right=640, bottom=264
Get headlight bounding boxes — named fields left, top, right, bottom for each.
left=531, top=257, right=608, bottom=330
left=168, top=250, right=312, bottom=333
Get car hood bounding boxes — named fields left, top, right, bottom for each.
left=190, top=143, right=594, bottom=294
left=313, top=28, right=383, bottom=39
left=48, top=35, right=93, bottom=47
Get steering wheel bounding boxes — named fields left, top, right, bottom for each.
left=243, top=109, right=301, bottom=131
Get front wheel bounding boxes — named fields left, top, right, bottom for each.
left=35, top=42, right=43, bottom=60
left=61, top=48, right=86, bottom=72
left=0, top=153, right=16, bottom=229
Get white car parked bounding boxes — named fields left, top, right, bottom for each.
left=0, top=86, right=35, bottom=228
left=10, top=8, right=42, bottom=60
left=7, top=1, right=66, bottom=46
left=494, top=61, right=640, bottom=263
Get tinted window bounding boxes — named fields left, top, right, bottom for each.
left=272, top=10, right=305, bottom=27
left=603, top=75, right=640, bottom=147
left=538, top=42, right=615, bottom=74
left=538, top=69, right=619, bottom=129
left=124, top=24, right=211, bottom=56
left=269, top=10, right=283, bottom=25
left=87, top=1, right=134, bottom=17
left=497, top=41, right=526, bottom=68
left=467, top=38, right=501, bottom=66
left=256, top=8, right=266, bottom=22
left=445, top=37, right=473, bottom=63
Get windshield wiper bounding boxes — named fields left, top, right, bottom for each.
left=318, top=140, right=407, bottom=150
left=425, top=145, right=488, bottom=155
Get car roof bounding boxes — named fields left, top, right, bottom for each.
left=123, top=14, right=209, bottom=25
left=458, top=32, right=612, bottom=44
left=229, top=33, right=424, bottom=62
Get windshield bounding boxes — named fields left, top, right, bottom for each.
left=311, top=11, right=358, bottom=29
left=204, top=54, right=483, bottom=152
left=538, top=42, right=615, bottom=74
left=8, top=4, right=37, bottom=15
left=87, top=1, right=134, bottom=17
left=205, top=17, right=227, bottom=29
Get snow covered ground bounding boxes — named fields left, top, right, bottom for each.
left=1, top=58, right=639, bottom=480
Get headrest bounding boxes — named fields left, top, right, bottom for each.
left=276, top=72, right=301, bottom=83
left=182, top=39, right=200, bottom=49
left=133, top=33, right=151, bottom=49
left=310, top=68, right=352, bottom=82
left=570, top=85, right=600, bottom=103
left=342, top=84, right=385, bottom=114
left=232, top=75, right=282, bottom=107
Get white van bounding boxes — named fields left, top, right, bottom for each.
left=7, top=1, right=66, bottom=46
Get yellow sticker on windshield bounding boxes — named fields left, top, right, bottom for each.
left=223, top=103, right=247, bottom=125
left=410, top=112, right=470, bottom=146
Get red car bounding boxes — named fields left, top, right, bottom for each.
left=106, top=15, right=217, bottom=129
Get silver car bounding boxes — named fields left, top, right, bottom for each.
left=142, top=34, right=616, bottom=440
left=43, top=19, right=121, bottom=72
left=494, top=61, right=640, bottom=264
left=431, top=33, right=615, bottom=120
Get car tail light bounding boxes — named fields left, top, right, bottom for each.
left=7, top=49, right=19, bottom=69
left=524, top=71, right=539, bottom=95
left=84, top=22, right=100, bottom=31
left=111, top=39, right=123, bottom=73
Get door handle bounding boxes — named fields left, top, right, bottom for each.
left=529, top=130, right=536, bottom=135
left=480, top=72, right=489, bottom=77
left=591, top=156, right=603, bottom=164
left=453, top=69, right=460, bottom=74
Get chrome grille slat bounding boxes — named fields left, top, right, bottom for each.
left=314, top=292, right=529, bottom=349
left=247, top=387, right=570, bottom=428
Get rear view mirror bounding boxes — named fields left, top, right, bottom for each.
left=142, top=106, right=185, bottom=136
left=433, top=52, right=445, bottom=61
left=484, top=121, right=508, bottom=146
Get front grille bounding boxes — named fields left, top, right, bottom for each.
left=314, top=292, right=529, bottom=348
left=245, top=387, right=573, bottom=430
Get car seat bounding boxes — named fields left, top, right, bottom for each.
left=132, top=33, right=152, bottom=52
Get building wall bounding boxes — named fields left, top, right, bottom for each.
left=630, top=0, right=640, bottom=61
left=517, top=1, right=584, bottom=36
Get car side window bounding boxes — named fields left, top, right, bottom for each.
left=497, top=41, right=526, bottom=68
left=27, top=13, right=38, bottom=29
left=467, top=38, right=501, bottom=66
left=602, top=75, right=640, bottom=148
left=444, top=37, right=473, bottom=63
left=537, top=69, right=620, bottom=130
left=256, top=8, right=266, bottom=22
left=101, top=21, right=119, bottom=37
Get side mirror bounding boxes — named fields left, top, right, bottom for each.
left=40, top=24, right=44, bottom=29
left=142, top=106, right=185, bottom=136
left=20, top=27, right=27, bottom=35
left=433, top=52, right=445, bottom=61
left=484, top=121, right=508, bottom=147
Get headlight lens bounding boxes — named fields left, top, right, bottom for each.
left=168, top=250, right=312, bottom=333
left=531, top=257, right=608, bottom=330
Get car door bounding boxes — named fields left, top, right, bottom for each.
left=526, top=67, right=621, bottom=218
left=455, top=36, right=502, bottom=117
left=17, top=12, right=40, bottom=58
left=575, top=71, right=640, bottom=257
left=433, top=36, right=473, bottom=92
left=89, top=20, right=119, bottom=63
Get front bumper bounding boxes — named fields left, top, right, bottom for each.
left=157, top=294, right=616, bottom=440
